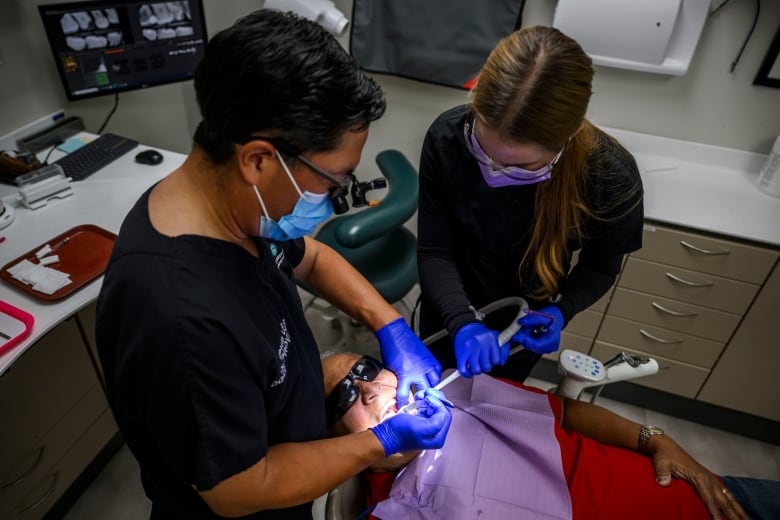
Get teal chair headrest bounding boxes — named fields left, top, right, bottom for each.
left=332, top=150, right=419, bottom=248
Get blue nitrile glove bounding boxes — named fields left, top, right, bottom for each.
left=370, top=389, right=453, bottom=455
left=512, top=305, right=564, bottom=355
left=453, top=323, right=508, bottom=378
left=376, top=317, right=442, bottom=407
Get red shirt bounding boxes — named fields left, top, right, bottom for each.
left=367, top=381, right=712, bottom=519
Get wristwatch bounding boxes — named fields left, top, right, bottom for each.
left=638, top=425, right=664, bottom=454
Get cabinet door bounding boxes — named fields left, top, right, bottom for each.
left=698, top=262, right=780, bottom=421
left=0, top=317, right=114, bottom=520
left=0, top=319, right=97, bottom=483
left=75, top=302, right=103, bottom=386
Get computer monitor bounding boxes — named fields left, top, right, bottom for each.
left=38, top=0, right=208, bottom=101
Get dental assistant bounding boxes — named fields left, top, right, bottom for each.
left=417, top=25, right=644, bottom=382
left=95, top=11, right=449, bottom=520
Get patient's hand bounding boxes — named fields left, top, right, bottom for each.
left=649, top=435, right=748, bottom=520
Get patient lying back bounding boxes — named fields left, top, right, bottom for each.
left=322, top=352, right=758, bottom=520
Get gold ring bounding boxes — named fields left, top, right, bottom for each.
left=722, top=488, right=731, bottom=499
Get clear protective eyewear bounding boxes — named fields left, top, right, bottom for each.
left=463, top=120, right=565, bottom=180
left=235, top=135, right=386, bottom=214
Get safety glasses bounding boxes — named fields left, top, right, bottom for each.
left=463, top=120, right=565, bottom=178
left=235, top=135, right=356, bottom=213
left=326, top=355, right=384, bottom=426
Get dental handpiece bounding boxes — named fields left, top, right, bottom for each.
left=432, top=344, right=525, bottom=393
left=398, top=319, right=525, bottom=414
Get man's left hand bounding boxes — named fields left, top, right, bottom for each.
left=649, top=435, right=748, bottom=520
left=375, top=317, right=442, bottom=407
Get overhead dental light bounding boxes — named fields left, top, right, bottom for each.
left=263, top=0, right=348, bottom=36
left=553, top=0, right=711, bottom=76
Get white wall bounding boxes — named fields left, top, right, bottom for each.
left=333, top=0, right=780, bottom=180
left=1, top=0, right=778, bottom=169
left=0, top=0, right=260, bottom=154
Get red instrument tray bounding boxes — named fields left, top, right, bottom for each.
left=1, top=224, right=117, bottom=301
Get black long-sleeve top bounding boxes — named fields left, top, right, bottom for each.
left=417, top=105, right=644, bottom=340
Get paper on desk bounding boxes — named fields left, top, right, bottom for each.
left=6, top=258, right=72, bottom=295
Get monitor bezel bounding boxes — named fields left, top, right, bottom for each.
left=37, top=0, right=208, bottom=102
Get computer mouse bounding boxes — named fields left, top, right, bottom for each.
left=135, top=149, right=163, bottom=166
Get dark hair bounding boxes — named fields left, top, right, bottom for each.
left=193, top=9, right=386, bottom=163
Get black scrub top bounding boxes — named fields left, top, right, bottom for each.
left=417, top=105, right=644, bottom=373
left=96, top=187, right=327, bottom=519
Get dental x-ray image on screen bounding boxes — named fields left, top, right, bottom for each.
left=38, top=1, right=207, bottom=101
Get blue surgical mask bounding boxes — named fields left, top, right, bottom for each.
left=254, top=151, right=333, bottom=241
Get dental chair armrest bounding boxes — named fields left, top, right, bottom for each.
left=333, top=150, right=419, bottom=248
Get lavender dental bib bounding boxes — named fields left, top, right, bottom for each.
left=373, top=372, right=572, bottom=519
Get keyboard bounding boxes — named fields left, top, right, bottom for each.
left=52, top=133, right=139, bottom=181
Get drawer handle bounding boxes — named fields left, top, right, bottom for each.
left=2, top=446, right=45, bottom=489
left=17, top=471, right=59, bottom=515
left=639, top=329, right=683, bottom=344
left=664, top=272, right=713, bottom=288
left=679, top=240, right=730, bottom=256
left=651, top=301, right=698, bottom=317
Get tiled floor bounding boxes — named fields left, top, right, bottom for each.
left=63, top=293, right=780, bottom=519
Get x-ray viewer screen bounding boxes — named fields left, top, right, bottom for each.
left=38, top=0, right=207, bottom=101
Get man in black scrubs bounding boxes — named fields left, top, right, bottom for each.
left=96, top=10, right=450, bottom=519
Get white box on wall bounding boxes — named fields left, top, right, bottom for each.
left=553, top=0, right=711, bottom=76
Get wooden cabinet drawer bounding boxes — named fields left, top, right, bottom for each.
left=698, top=262, right=780, bottom=421
left=635, top=225, right=778, bottom=284
left=77, top=302, right=97, bottom=351
left=589, top=289, right=613, bottom=313
left=2, top=410, right=117, bottom=520
left=75, top=302, right=103, bottom=385
left=566, top=309, right=602, bottom=338
left=619, top=257, right=758, bottom=315
left=0, top=320, right=97, bottom=479
left=0, top=385, right=109, bottom=518
left=609, top=288, right=740, bottom=342
left=598, top=316, right=724, bottom=368
left=592, top=342, right=709, bottom=398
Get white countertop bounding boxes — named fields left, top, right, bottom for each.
left=604, top=126, right=780, bottom=247
left=0, top=127, right=779, bottom=375
left=0, top=145, right=183, bottom=376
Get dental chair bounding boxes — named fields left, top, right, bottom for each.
left=301, top=149, right=420, bottom=350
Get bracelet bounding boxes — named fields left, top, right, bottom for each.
left=638, top=425, right=664, bottom=454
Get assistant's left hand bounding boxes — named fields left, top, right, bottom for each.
left=511, top=305, right=564, bottom=355
left=650, top=435, right=748, bottom=520
left=375, top=317, right=442, bottom=407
